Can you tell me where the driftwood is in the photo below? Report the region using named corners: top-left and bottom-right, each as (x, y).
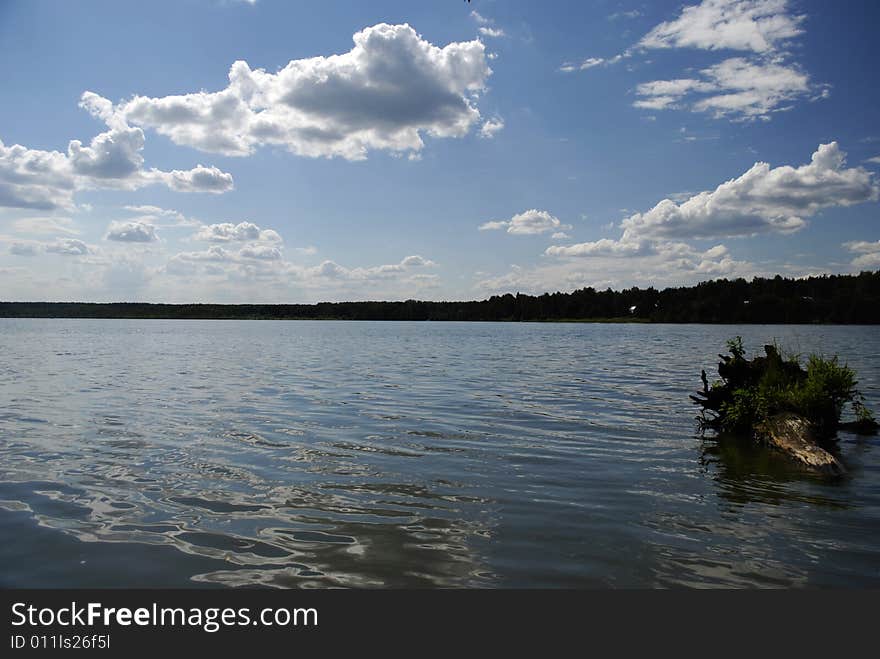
top-left (756, 412), bottom-right (846, 476)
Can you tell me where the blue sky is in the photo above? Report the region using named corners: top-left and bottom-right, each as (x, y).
top-left (1, 0), bottom-right (878, 303)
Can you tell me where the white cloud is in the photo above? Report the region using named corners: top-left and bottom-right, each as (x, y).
top-left (122, 205), bottom-right (198, 227)
top-left (7, 237), bottom-right (91, 256)
top-left (867, 156), bottom-right (880, 165)
top-left (0, 94), bottom-right (234, 211)
top-left (470, 11), bottom-right (490, 25)
top-left (479, 27), bottom-right (506, 38)
top-left (479, 117), bottom-right (505, 139)
top-left (193, 221), bottom-right (282, 243)
top-left (635, 57), bottom-right (812, 120)
top-left (566, 1), bottom-right (821, 121)
top-left (479, 241), bottom-right (756, 296)
top-left (844, 240), bottom-right (880, 269)
top-left (639, 0), bottom-right (805, 54)
top-left (159, 165), bottom-right (234, 193)
top-left (115, 24), bottom-right (491, 161)
top-left (10, 216), bottom-right (80, 236)
top-left (545, 238), bottom-right (654, 258)
top-left (559, 56), bottom-right (622, 73)
top-left (617, 143), bottom-right (877, 240)
top-left (534, 143), bottom-right (877, 295)
top-left (105, 220), bottom-right (158, 243)
top-left (239, 244), bottom-right (283, 260)
top-left (479, 209), bottom-right (573, 235)
top-left (609, 10), bottom-right (643, 21)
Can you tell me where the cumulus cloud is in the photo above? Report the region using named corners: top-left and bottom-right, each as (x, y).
top-left (0, 94), bottom-right (234, 211)
top-left (193, 221), bottom-right (282, 243)
top-left (105, 220), bottom-right (158, 243)
top-left (538, 143), bottom-right (877, 294)
top-left (115, 24), bottom-right (491, 161)
top-left (239, 244), bottom-right (283, 260)
top-left (638, 0), bottom-right (805, 53)
top-left (545, 238), bottom-right (654, 258)
top-left (479, 209), bottom-right (573, 235)
top-left (616, 143), bottom-right (877, 240)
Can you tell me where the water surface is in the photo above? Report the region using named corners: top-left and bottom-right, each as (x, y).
top-left (1, 320), bottom-right (878, 588)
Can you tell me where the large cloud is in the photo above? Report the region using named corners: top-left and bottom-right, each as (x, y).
top-left (540, 143), bottom-right (877, 290)
top-left (115, 24), bottom-right (491, 160)
top-left (618, 142), bottom-right (877, 241)
top-left (0, 93), bottom-right (234, 211)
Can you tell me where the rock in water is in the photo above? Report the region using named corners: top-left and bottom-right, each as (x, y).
top-left (756, 412), bottom-right (846, 476)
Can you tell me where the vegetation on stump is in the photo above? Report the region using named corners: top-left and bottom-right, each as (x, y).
top-left (691, 338), bottom-right (877, 475)
top-left (693, 337), bottom-right (876, 436)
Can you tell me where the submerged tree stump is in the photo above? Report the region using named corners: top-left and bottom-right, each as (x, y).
top-left (755, 412), bottom-right (846, 476)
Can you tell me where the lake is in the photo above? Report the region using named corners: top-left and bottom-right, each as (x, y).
top-left (1, 319), bottom-right (878, 588)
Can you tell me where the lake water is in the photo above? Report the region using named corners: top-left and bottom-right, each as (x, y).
top-left (1, 319), bottom-right (878, 588)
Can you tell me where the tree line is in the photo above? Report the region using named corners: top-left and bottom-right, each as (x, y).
top-left (1, 271), bottom-right (878, 323)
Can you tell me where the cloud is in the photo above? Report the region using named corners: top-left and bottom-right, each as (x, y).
top-left (844, 240), bottom-right (880, 269)
top-left (479, 209), bottom-right (573, 235)
top-left (618, 142), bottom-right (877, 241)
top-left (193, 221), bottom-right (282, 243)
top-left (479, 117), bottom-right (504, 139)
top-left (7, 237), bottom-right (91, 256)
top-left (536, 143), bottom-right (877, 295)
top-left (470, 11), bottom-right (490, 25)
top-left (105, 220), bottom-right (158, 243)
top-left (635, 57), bottom-right (813, 120)
top-left (115, 24), bottom-right (491, 161)
top-left (164, 250), bottom-right (437, 297)
top-left (0, 94), bottom-right (234, 211)
top-left (565, 1), bottom-right (821, 121)
top-left (239, 244), bottom-right (283, 260)
top-left (478, 27), bottom-right (506, 38)
top-left (159, 165), bottom-right (234, 193)
top-left (477, 242), bottom-right (755, 296)
top-left (545, 238), bottom-right (654, 258)
top-left (122, 205), bottom-right (198, 227)
top-left (638, 0), bottom-right (805, 53)
top-left (559, 55), bottom-right (626, 73)
top-left (609, 10), bottom-right (643, 21)
top-left (45, 238), bottom-right (91, 256)
top-left (10, 216), bottom-right (80, 236)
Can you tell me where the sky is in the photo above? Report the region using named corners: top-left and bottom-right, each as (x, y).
top-left (0, 0), bottom-right (878, 303)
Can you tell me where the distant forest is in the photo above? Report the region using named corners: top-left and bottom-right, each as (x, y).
top-left (2, 271), bottom-right (879, 323)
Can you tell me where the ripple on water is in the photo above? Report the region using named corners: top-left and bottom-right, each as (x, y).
top-left (0, 320), bottom-right (879, 588)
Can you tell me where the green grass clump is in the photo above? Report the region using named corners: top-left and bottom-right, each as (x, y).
top-left (693, 337), bottom-right (876, 436)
